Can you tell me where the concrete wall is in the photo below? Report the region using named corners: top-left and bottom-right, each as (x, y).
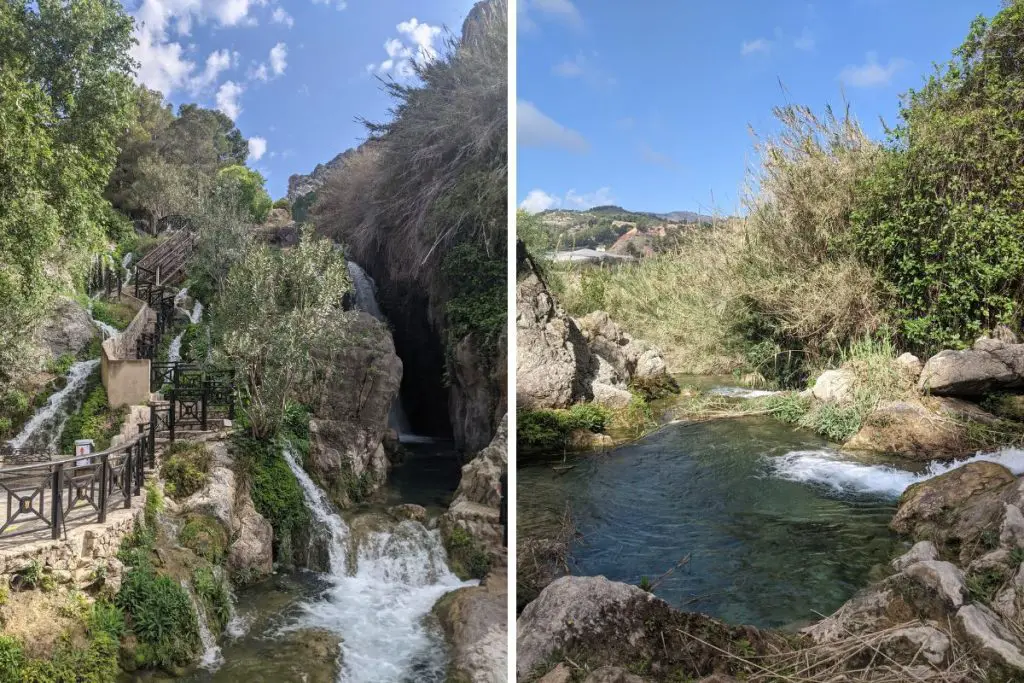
top-left (101, 303), bottom-right (153, 409)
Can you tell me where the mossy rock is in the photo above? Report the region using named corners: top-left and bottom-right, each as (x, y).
top-left (179, 514), bottom-right (229, 565)
top-left (444, 526), bottom-right (492, 581)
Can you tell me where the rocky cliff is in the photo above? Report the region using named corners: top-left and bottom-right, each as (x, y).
top-left (286, 149), bottom-right (354, 202)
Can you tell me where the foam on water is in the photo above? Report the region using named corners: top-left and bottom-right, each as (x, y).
top-left (167, 301), bottom-right (203, 363)
top-left (184, 580), bottom-right (224, 670)
top-left (769, 447), bottom-right (1024, 499)
top-left (708, 387), bottom-right (780, 399)
top-left (282, 445), bottom-right (471, 682)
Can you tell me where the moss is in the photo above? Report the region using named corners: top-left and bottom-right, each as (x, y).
top-left (115, 560), bottom-right (201, 671)
top-left (159, 442), bottom-right (211, 500)
top-left (179, 515), bottom-right (228, 565)
top-left (58, 371), bottom-right (127, 453)
top-left (45, 353), bottom-right (76, 377)
top-left (629, 374), bottom-right (681, 401)
top-left (444, 526), bottom-right (492, 580)
top-left (441, 242), bottom-right (506, 363)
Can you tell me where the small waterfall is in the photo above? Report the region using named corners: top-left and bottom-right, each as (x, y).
top-left (769, 447), bottom-right (1024, 499)
top-left (708, 386), bottom-right (779, 399)
top-left (87, 298), bottom-right (120, 339)
top-left (345, 261), bottom-right (414, 436)
top-left (8, 360), bottom-right (99, 452)
top-left (167, 301), bottom-right (203, 364)
top-left (121, 252), bottom-right (133, 284)
top-left (282, 445), bottom-right (471, 682)
top-left (183, 580), bottom-right (224, 670)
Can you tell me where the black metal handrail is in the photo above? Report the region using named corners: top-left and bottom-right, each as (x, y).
top-left (0, 426), bottom-right (151, 541)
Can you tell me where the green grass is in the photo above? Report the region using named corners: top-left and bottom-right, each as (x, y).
top-left (444, 525), bottom-right (492, 580)
top-left (91, 298), bottom-right (137, 331)
top-left (160, 441), bottom-right (211, 500)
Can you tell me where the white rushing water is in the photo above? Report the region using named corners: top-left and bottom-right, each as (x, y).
top-left (708, 386), bottom-right (780, 399)
top-left (345, 260), bottom-right (414, 436)
top-left (121, 252), bottom-right (133, 284)
top-left (167, 301), bottom-right (204, 364)
top-left (183, 580), bottom-right (224, 670)
top-left (282, 446), bottom-right (471, 682)
top-left (768, 447), bottom-right (1024, 499)
top-left (8, 360), bottom-right (100, 452)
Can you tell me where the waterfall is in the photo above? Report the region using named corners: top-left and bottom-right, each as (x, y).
top-left (282, 445), bottom-right (471, 682)
top-left (768, 447), bottom-right (1024, 499)
top-left (167, 301), bottom-right (204, 364)
top-left (183, 580), bottom-right (224, 670)
top-left (345, 261), bottom-right (414, 437)
top-left (8, 360), bottom-right (99, 452)
top-left (86, 298), bottom-right (120, 339)
top-left (121, 252), bottom-right (133, 284)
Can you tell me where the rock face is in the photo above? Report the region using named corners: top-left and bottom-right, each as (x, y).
top-left (434, 570), bottom-right (508, 683)
top-left (516, 251), bottom-right (676, 411)
top-left (918, 337), bottom-right (1024, 396)
top-left (307, 312), bottom-right (401, 508)
top-left (228, 494), bottom-right (274, 583)
top-left (450, 329), bottom-right (508, 455)
top-left (810, 369), bottom-right (855, 403)
top-left (517, 575), bottom-right (782, 682)
top-left (35, 297), bottom-right (98, 359)
top-left (287, 149), bottom-right (354, 201)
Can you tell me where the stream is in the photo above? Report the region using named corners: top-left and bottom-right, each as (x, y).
top-left (519, 384), bottom-right (1024, 629)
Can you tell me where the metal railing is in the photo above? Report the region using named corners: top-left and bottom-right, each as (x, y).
top-left (148, 363), bottom-right (236, 446)
top-left (0, 424), bottom-right (151, 541)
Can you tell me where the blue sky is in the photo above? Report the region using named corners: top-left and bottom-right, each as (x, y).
top-left (123, 0), bottom-right (477, 198)
top-left (517, 0), bottom-right (1002, 216)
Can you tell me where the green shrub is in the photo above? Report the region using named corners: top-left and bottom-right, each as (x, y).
top-left (87, 601), bottom-right (126, 641)
top-left (234, 436), bottom-right (309, 559)
top-left (804, 403), bottom-right (863, 443)
top-left (46, 353), bottom-right (75, 377)
top-left (272, 197), bottom-right (290, 211)
top-left (441, 242), bottom-right (506, 361)
top-left (160, 442), bottom-right (211, 500)
top-left (116, 562), bottom-right (201, 670)
top-left (90, 299), bottom-right (136, 330)
top-left (518, 403), bottom-right (613, 454)
top-left (59, 372), bottom-right (127, 453)
top-left (179, 515), bottom-right (228, 565)
top-left (0, 636), bottom-right (24, 681)
top-left (192, 566), bottom-right (232, 635)
top-left (444, 526), bottom-right (492, 580)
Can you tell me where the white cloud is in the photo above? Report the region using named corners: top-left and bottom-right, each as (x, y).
top-left (216, 80), bottom-right (244, 119)
top-left (740, 38), bottom-right (771, 56)
top-left (526, 0), bottom-right (584, 31)
top-left (520, 189), bottom-right (561, 214)
top-left (368, 18), bottom-right (443, 80)
top-left (794, 28), bottom-right (815, 51)
top-left (312, 0), bottom-right (347, 9)
top-left (252, 63), bottom-right (269, 81)
top-left (518, 100), bottom-right (589, 153)
top-left (271, 6), bottom-right (293, 27)
top-left (519, 187), bottom-right (615, 214)
top-left (269, 42), bottom-right (288, 76)
top-left (248, 136), bottom-right (267, 161)
top-left (839, 52), bottom-right (908, 87)
top-left (130, 0), bottom-right (258, 95)
top-left (552, 56), bottom-right (584, 78)
top-left (188, 48), bottom-right (236, 94)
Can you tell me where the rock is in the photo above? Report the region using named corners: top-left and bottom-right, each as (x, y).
top-left (517, 576), bottom-right (782, 681)
top-left (516, 264), bottom-right (596, 410)
top-left (567, 429), bottom-right (614, 451)
top-left (35, 297), bottom-right (98, 359)
top-left (891, 461), bottom-right (1016, 562)
top-left (591, 382), bottom-right (633, 409)
top-left (442, 416), bottom-right (507, 558)
top-left (1002, 504), bottom-right (1024, 550)
top-left (433, 570), bottom-right (507, 683)
top-left (180, 466), bottom-right (236, 531)
top-left (891, 541), bottom-right (939, 571)
top-left (576, 311), bottom-right (672, 386)
top-left (843, 398), bottom-right (997, 460)
top-left (993, 564), bottom-right (1024, 621)
top-left (308, 420), bottom-right (390, 509)
top-left (803, 582), bottom-right (904, 642)
top-left (903, 561), bottom-right (967, 609)
top-left (388, 504), bottom-right (427, 523)
top-left (228, 496), bottom-right (273, 585)
top-left (956, 603), bottom-right (1024, 671)
top-left (811, 369), bottom-right (855, 403)
top-left (287, 149), bottom-right (354, 201)
top-left (994, 325), bottom-right (1020, 344)
top-left (895, 352), bottom-right (924, 379)
top-left (876, 625), bottom-right (950, 666)
top-left (918, 339), bottom-right (1024, 397)
top-left (583, 668), bottom-right (647, 683)
top-left (449, 326), bottom-right (507, 453)
top-left (537, 664), bottom-right (572, 683)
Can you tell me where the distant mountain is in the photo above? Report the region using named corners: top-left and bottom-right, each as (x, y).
top-left (286, 148), bottom-right (355, 201)
top-left (658, 210), bottom-right (715, 223)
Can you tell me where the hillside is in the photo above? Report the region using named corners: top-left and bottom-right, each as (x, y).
top-left (533, 205), bottom-right (718, 255)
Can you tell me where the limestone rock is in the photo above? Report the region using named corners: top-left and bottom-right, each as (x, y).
top-left (918, 339), bottom-right (1024, 397)
top-left (433, 570), bottom-right (508, 683)
top-left (388, 504), bottom-right (427, 523)
top-left (876, 625), bottom-right (950, 666)
top-left (228, 496), bottom-right (273, 585)
top-left (308, 419), bottom-right (390, 509)
top-left (449, 326), bottom-right (507, 453)
top-left (537, 664), bottom-right (572, 683)
top-left (180, 466), bottom-right (236, 532)
top-left (993, 564), bottom-right (1024, 621)
top-left (811, 369), bottom-right (855, 403)
top-left (904, 561), bottom-right (967, 609)
top-left (956, 603), bottom-right (1024, 671)
top-left (891, 541), bottom-right (938, 572)
top-left (35, 297), bottom-right (98, 359)
top-left (591, 382), bottom-right (633, 409)
top-left (576, 311), bottom-right (672, 386)
top-left (843, 398), bottom-right (997, 460)
top-left (1001, 504), bottom-right (1024, 550)
top-left (895, 352), bottom-right (924, 379)
top-left (443, 416), bottom-right (507, 558)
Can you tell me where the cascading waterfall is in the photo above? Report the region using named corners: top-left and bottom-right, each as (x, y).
top-left (282, 446), bottom-right (471, 682)
top-left (121, 252), bottom-right (133, 284)
top-left (7, 360), bottom-right (99, 452)
top-left (768, 447), bottom-right (1024, 498)
top-left (183, 580), bottom-right (225, 670)
top-left (168, 300), bottom-right (204, 364)
top-left (345, 261), bottom-right (415, 437)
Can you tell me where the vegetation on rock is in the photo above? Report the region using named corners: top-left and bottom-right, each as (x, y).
top-left (58, 371), bottom-right (127, 453)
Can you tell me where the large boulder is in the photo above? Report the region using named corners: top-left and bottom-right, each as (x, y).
top-left (517, 576), bottom-right (782, 682)
top-left (575, 311), bottom-right (671, 385)
top-left (306, 311), bottom-right (401, 508)
top-left (35, 297), bottom-right (98, 359)
top-left (433, 570), bottom-right (508, 683)
top-left (811, 369), bottom-right (856, 403)
top-left (918, 338), bottom-right (1024, 397)
top-left (516, 262), bottom-right (595, 410)
top-left (228, 495), bottom-right (274, 584)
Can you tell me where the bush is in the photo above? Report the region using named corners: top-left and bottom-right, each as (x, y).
top-left (179, 515), bottom-right (228, 565)
top-left (46, 353), bottom-right (75, 377)
top-left (441, 242), bottom-right (506, 360)
top-left (518, 403), bottom-right (612, 454)
top-left (234, 436), bottom-right (310, 559)
top-left (160, 442), bottom-right (211, 500)
top-left (192, 566), bottom-right (232, 635)
top-left (59, 371), bottom-right (127, 453)
top-left (116, 561), bottom-right (201, 670)
top-left (444, 526), bottom-right (492, 580)
top-left (851, 4), bottom-right (1024, 352)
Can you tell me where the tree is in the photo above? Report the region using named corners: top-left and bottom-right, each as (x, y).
top-left (164, 105), bottom-right (248, 173)
top-left (212, 232), bottom-right (354, 439)
top-left (106, 87), bottom-right (176, 216)
top-left (216, 165), bottom-right (273, 223)
top-left (126, 156), bottom-right (196, 235)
